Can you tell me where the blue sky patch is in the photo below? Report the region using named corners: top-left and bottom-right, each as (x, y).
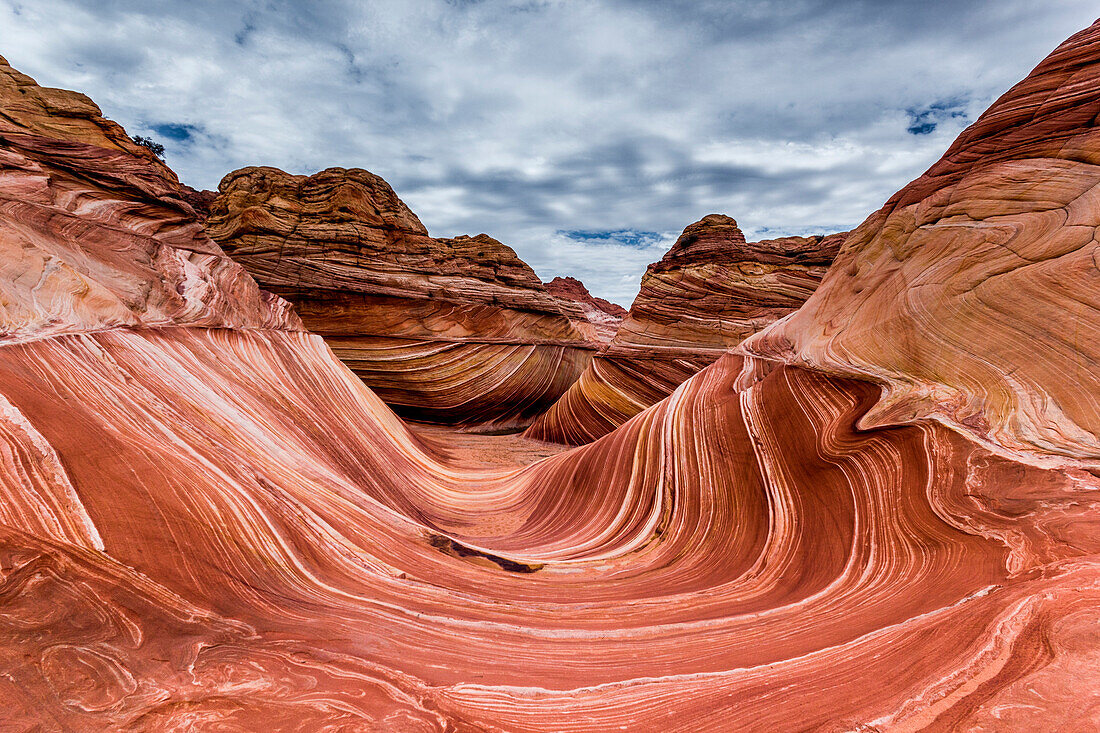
top-left (906, 98), bottom-right (970, 136)
top-left (559, 229), bottom-right (667, 248)
top-left (151, 122), bottom-right (202, 143)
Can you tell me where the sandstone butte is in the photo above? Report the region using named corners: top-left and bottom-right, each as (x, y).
top-left (526, 214), bottom-right (844, 444)
top-left (543, 275), bottom-right (626, 345)
top-left (1, 15), bottom-right (1100, 732)
top-left (203, 166), bottom-right (599, 431)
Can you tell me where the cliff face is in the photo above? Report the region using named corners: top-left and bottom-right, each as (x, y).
top-left (2, 20), bottom-right (1100, 732)
top-left (204, 165), bottom-right (594, 430)
top-left (526, 214), bottom-right (843, 444)
top-left (0, 57), bottom-right (299, 341)
top-left (743, 19), bottom-right (1100, 464)
top-left (544, 275), bottom-right (626, 345)
top-left (1, 54), bottom-right (172, 162)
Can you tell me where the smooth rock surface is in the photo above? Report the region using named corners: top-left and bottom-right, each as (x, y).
top-left (2, 23), bottom-right (1100, 732)
top-left (205, 166), bottom-right (595, 430)
top-left (526, 215), bottom-right (842, 444)
top-left (744, 19), bottom-right (1100, 464)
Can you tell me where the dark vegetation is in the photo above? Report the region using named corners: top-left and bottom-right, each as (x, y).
top-left (131, 135), bottom-right (165, 157)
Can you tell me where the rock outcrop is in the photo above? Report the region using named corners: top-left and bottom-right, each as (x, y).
top-left (0, 56), bottom-right (300, 343)
top-left (743, 17), bottom-right (1100, 464)
top-left (3, 19), bottom-right (1100, 732)
top-left (526, 214), bottom-right (843, 444)
top-left (204, 166), bottom-right (595, 430)
top-left (544, 275), bottom-right (626, 345)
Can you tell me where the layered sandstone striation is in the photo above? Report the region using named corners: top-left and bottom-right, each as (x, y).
top-left (744, 20), bottom-right (1100, 464)
top-left (2, 20), bottom-right (1100, 732)
top-left (526, 214), bottom-right (843, 444)
top-left (544, 275), bottom-right (626, 345)
top-left (6, 328), bottom-right (1098, 731)
top-left (0, 56), bottom-right (300, 343)
top-left (204, 166), bottom-right (594, 429)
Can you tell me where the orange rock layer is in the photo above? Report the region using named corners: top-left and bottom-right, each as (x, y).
top-left (204, 166), bottom-right (595, 429)
top-left (526, 215), bottom-right (842, 444)
top-left (2, 21), bottom-right (1100, 732)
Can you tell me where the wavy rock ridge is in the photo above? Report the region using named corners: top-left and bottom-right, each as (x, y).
top-left (0, 60), bottom-right (300, 347)
top-left (527, 214), bottom-right (842, 444)
top-left (205, 166), bottom-right (595, 430)
top-left (6, 330), bottom-right (1098, 730)
top-left (744, 20), bottom-right (1100, 464)
top-left (2, 19), bottom-right (1100, 732)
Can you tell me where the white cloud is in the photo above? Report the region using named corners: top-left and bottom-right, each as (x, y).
top-left (529, 230), bottom-right (678, 308)
top-left (0, 0), bottom-right (1096, 302)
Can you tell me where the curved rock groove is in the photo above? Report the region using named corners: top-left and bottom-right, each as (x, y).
top-left (2, 330), bottom-right (1097, 730)
top-left (1, 20), bottom-right (1100, 732)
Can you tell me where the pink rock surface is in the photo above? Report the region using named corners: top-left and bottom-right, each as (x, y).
top-left (1, 22), bottom-right (1099, 732)
top-left (0, 57), bottom-right (300, 342)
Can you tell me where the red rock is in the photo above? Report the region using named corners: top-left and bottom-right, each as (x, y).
top-left (0, 56), bottom-right (300, 341)
top-left (2, 330), bottom-right (1095, 730)
top-left (526, 215), bottom-right (843, 444)
top-left (743, 17), bottom-right (1100, 464)
top-left (1, 23), bottom-right (1100, 732)
top-left (544, 275), bottom-right (626, 345)
top-left (204, 166), bottom-right (595, 430)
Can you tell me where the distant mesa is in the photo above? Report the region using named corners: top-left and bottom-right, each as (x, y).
top-left (544, 275), bottom-right (627, 345)
top-left (204, 165), bottom-right (599, 430)
top-left (526, 213), bottom-right (844, 444)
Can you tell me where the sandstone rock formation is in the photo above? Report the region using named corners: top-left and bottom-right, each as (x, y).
top-left (0, 56), bottom-right (300, 343)
top-left (526, 214), bottom-right (843, 444)
top-left (204, 166), bottom-right (595, 430)
top-left (3, 19), bottom-right (1100, 732)
top-left (744, 22), bottom-right (1100, 465)
top-left (544, 275), bottom-right (626, 345)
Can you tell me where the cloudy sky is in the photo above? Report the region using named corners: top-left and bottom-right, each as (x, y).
top-left (1, 1), bottom-right (1096, 305)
